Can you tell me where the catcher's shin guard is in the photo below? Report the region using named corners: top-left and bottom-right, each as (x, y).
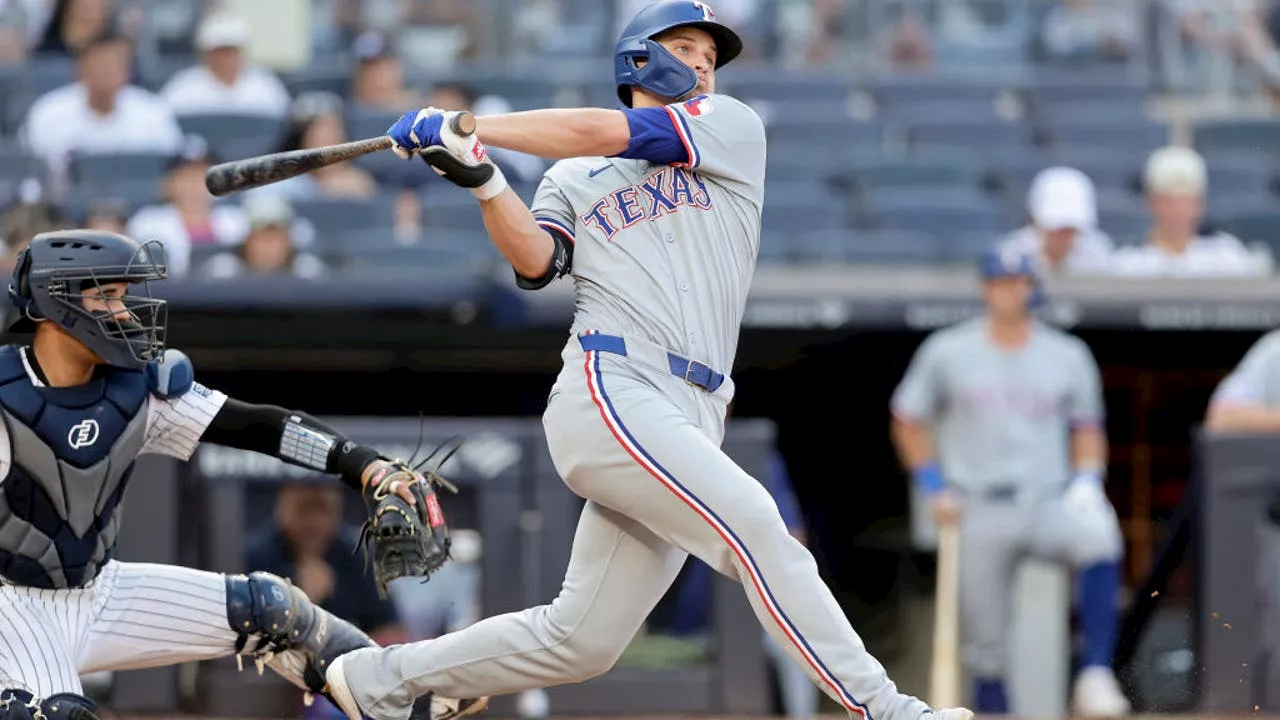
top-left (225, 571), bottom-right (375, 706)
top-left (0, 691), bottom-right (98, 720)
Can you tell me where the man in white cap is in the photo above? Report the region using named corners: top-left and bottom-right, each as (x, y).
top-left (997, 167), bottom-right (1115, 276)
top-left (160, 11), bottom-right (291, 117)
top-left (1111, 146), bottom-right (1270, 277)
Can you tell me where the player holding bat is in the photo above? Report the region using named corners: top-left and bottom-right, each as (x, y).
top-left (890, 248), bottom-right (1130, 717)
top-left (321, 4), bottom-right (976, 720)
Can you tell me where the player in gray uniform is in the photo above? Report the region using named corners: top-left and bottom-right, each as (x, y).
top-left (890, 248), bottom-right (1130, 717)
top-left (322, 4), bottom-right (975, 720)
top-left (1205, 329), bottom-right (1280, 431)
top-left (0, 229), bottom-right (478, 720)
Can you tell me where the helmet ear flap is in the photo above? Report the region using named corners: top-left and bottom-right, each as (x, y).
top-left (10, 248), bottom-right (42, 321)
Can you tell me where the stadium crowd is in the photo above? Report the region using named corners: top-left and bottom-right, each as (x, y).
top-left (1, 0), bottom-right (1280, 281)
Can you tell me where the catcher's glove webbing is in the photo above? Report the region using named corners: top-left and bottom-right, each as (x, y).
top-left (356, 438), bottom-right (461, 598)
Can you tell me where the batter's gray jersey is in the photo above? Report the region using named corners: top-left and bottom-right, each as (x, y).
top-left (530, 93), bottom-right (766, 375)
top-left (891, 317), bottom-right (1104, 492)
top-left (1211, 329), bottom-right (1280, 408)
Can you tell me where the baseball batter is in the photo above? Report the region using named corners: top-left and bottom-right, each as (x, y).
top-left (323, 4), bottom-right (974, 720)
top-left (0, 229), bottom-right (479, 720)
top-left (889, 248), bottom-right (1130, 717)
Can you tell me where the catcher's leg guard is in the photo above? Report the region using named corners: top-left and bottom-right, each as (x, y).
top-left (0, 691), bottom-right (98, 720)
top-left (225, 571), bottom-right (374, 703)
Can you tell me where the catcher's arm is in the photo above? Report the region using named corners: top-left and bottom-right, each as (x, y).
top-left (201, 399), bottom-right (457, 597)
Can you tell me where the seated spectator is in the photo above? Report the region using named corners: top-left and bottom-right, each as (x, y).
top-left (32, 0), bottom-right (114, 57)
top-left (1111, 146), bottom-right (1271, 277)
top-left (160, 11), bottom-right (291, 118)
top-left (425, 83), bottom-right (546, 184)
top-left (82, 196), bottom-right (128, 234)
top-left (349, 30), bottom-right (422, 111)
top-left (0, 192), bottom-right (68, 331)
top-left (125, 134), bottom-right (248, 278)
top-left (21, 33), bottom-right (183, 187)
top-left (1205, 327), bottom-right (1280, 432)
top-left (198, 194), bottom-right (327, 279)
top-left (0, 0), bottom-right (55, 56)
top-left (247, 92), bottom-right (377, 202)
top-left (1040, 0), bottom-right (1138, 62)
top-left (244, 480), bottom-right (404, 720)
top-left (998, 167), bottom-right (1115, 276)
top-left (1166, 0), bottom-right (1280, 98)
top-left (245, 481), bottom-right (402, 639)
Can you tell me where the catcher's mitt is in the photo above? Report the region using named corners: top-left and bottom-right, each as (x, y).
top-left (356, 440), bottom-right (460, 599)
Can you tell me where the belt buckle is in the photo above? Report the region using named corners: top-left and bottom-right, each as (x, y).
top-left (683, 359), bottom-right (707, 389)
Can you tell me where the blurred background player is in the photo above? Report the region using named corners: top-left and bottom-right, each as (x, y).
top-left (890, 248), bottom-right (1130, 717)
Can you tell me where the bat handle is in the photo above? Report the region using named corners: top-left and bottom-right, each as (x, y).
top-left (449, 111), bottom-right (477, 137)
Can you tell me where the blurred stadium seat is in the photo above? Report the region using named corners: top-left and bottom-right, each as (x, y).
top-left (69, 152), bottom-right (171, 186)
top-left (176, 114), bottom-right (287, 160)
top-left (292, 196), bottom-right (397, 239)
top-left (794, 228), bottom-right (943, 265)
top-left (1194, 119), bottom-right (1280, 157)
top-left (866, 187), bottom-right (1008, 236)
top-left (851, 157), bottom-right (987, 194)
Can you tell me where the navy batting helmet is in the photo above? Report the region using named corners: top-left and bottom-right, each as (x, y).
top-left (9, 229), bottom-right (168, 369)
top-left (978, 246), bottom-right (1044, 308)
top-left (614, 1), bottom-right (743, 108)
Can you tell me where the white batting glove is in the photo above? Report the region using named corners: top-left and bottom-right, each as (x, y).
top-left (1063, 471), bottom-right (1108, 517)
top-left (432, 111), bottom-right (509, 201)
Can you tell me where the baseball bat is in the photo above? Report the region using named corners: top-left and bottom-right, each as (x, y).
top-left (203, 112), bottom-right (478, 197)
top-left (929, 520), bottom-right (962, 709)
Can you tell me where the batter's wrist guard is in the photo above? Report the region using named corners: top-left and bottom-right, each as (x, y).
top-left (913, 463), bottom-right (945, 495)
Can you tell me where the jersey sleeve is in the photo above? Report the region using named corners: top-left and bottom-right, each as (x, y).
top-left (1067, 339), bottom-right (1105, 428)
top-left (530, 173), bottom-right (576, 247)
top-left (615, 93), bottom-right (766, 193)
top-left (891, 334), bottom-right (947, 423)
top-left (1212, 331), bottom-right (1280, 407)
top-left (141, 381), bottom-right (229, 461)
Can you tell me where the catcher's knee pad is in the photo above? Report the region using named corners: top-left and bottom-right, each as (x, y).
top-left (1, 691), bottom-right (98, 720)
top-left (225, 571), bottom-right (375, 691)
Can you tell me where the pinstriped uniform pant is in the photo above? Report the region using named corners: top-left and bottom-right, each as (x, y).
top-left (0, 561), bottom-right (236, 697)
top-left (342, 336), bottom-right (933, 720)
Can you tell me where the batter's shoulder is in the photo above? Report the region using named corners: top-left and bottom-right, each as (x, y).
top-left (921, 319), bottom-right (981, 356)
top-left (543, 157), bottom-right (602, 183)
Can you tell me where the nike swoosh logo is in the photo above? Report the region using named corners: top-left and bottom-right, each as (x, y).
top-left (588, 165), bottom-right (611, 177)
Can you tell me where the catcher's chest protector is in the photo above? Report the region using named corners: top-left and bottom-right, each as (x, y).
top-left (0, 346), bottom-right (149, 589)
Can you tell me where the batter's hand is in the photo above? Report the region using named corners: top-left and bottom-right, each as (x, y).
top-left (419, 111), bottom-right (509, 201)
top-left (387, 107), bottom-right (446, 160)
top-left (930, 490), bottom-right (963, 526)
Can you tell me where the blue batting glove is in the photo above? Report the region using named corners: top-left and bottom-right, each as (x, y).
top-left (387, 108), bottom-right (445, 160)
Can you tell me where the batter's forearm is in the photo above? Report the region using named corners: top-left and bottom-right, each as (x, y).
top-left (1071, 425), bottom-right (1107, 474)
top-left (475, 109), bottom-right (629, 159)
top-left (478, 189), bottom-right (557, 279)
top-left (1205, 403), bottom-right (1280, 432)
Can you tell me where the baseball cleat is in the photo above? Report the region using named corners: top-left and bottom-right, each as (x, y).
top-left (1071, 666), bottom-right (1131, 717)
top-left (430, 695), bottom-right (489, 720)
top-left (324, 651), bottom-right (369, 720)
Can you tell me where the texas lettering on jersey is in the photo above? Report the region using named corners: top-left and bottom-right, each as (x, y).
top-left (580, 165), bottom-right (713, 241)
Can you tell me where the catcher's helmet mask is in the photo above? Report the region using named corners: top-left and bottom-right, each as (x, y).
top-left (614, 1), bottom-right (744, 107)
top-left (9, 230), bottom-right (169, 370)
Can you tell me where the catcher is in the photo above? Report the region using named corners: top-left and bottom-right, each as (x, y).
top-left (0, 229), bottom-right (482, 720)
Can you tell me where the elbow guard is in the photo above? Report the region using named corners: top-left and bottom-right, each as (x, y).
top-left (515, 231), bottom-right (573, 291)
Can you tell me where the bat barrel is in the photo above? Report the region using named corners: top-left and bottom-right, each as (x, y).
top-left (204, 136), bottom-right (394, 197)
